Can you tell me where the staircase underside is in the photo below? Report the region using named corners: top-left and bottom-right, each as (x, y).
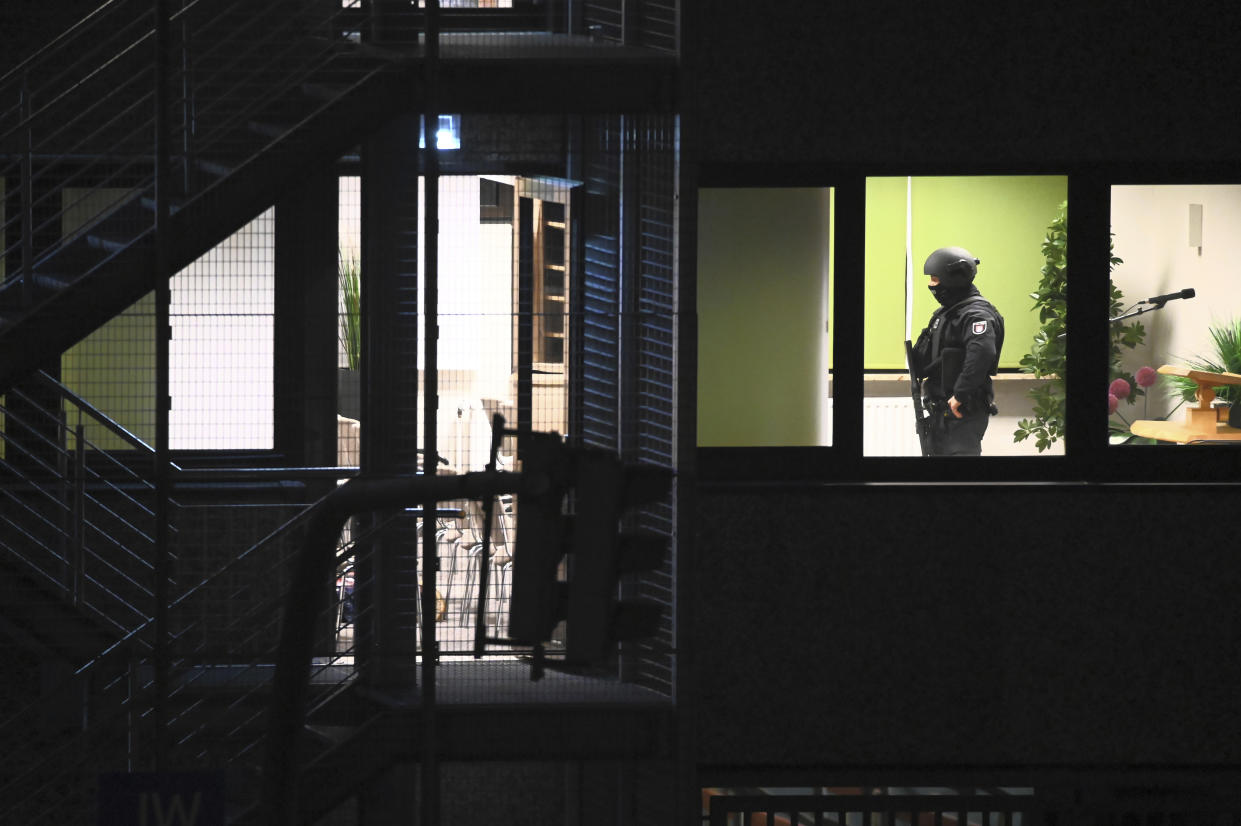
top-left (0, 36), bottom-right (676, 394)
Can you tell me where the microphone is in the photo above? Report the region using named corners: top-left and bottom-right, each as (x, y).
top-left (1141, 287), bottom-right (1196, 305)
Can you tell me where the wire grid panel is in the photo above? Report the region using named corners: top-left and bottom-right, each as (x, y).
top-left (56, 202), bottom-right (276, 451)
top-left (330, 496), bottom-right (520, 660)
top-left (339, 175), bottom-right (361, 373)
top-left (59, 188), bottom-right (159, 449)
top-left (413, 494), bottom-right (518, 656)
top-left (169, 208), bottom-right (275, 450)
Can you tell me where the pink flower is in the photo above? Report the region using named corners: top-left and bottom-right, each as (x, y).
top-left (1109, 377), bottom-right (1131, 400)
top-left (1135, 366), bottom-right (1158, 388)
top-left (1108, 393), bottom-right (1119, 415)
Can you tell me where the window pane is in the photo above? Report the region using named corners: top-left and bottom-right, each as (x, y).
top-left (1110, 184), bottom-right (1241, 445)
top-left (864, 175), bottom-right (1067, 457)
top-left (697, 187), bottom-right (834, 447)
top-left (169, 209), bottom-right (275, 450)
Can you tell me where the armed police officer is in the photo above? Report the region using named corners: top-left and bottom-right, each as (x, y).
top-left (910, 246), bottom-right (1005, 456)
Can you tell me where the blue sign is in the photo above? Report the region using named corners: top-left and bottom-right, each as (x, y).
top-left (98, 772), bottom-right (226, 826)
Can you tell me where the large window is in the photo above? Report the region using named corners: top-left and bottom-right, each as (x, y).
top-left (696, 169), bottom-right (1241, 482)
top-left (1108, 184), bottom-right (1241, 446)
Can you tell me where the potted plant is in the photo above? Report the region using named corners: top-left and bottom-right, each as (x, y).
top-left (1163, 317), bottom-right (1241, 426)
top-left (1013, 201), bottom-right (1146, 451)
top-left (338, 251), bottom-right (362, 420)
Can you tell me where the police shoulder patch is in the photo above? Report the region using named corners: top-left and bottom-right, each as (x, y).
top-left (971, 320), bottom-right (988, 335)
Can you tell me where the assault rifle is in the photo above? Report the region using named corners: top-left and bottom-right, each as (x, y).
top-left (904, 339), bottom-right (930, 456)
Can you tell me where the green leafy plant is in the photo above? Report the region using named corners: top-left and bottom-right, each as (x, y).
top-left (1013, 201), bottom-right (1145, 451)
top-left (1164, 317), bottom-right (1241, 405)
top-left (339, 252), bottom-right (361, 371)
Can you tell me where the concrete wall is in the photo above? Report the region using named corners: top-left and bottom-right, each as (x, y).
top-left (694, 484), bottom-right (1241, 767)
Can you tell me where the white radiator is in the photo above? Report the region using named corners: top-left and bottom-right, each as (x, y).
top-left (863, 396), bottom-right (922, 456)
top-left (827, 397), bottom-right (923, 456)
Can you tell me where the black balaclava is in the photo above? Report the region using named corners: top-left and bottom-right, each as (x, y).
top-left (930, 282), bottom-right (980, 307)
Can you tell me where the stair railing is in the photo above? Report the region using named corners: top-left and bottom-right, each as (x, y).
top-left (0, 370), bottom-right (160, 639)
top-left (0, 476), bottom-right (363, 824)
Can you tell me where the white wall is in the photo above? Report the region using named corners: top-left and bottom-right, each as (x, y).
top-left (420, 177), bottom-right (516, 472)
top-left (1111, 185), bottom-right (1241, 419)
top-left (422, 176), bottom-right (513, 394)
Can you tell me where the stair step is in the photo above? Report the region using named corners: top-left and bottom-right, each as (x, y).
top-left (139, 196), bottom-right (183, 214)
top-left (85, 235), bottom-right (128, 254)
top-left (304, 723), bottom-right (357, 749)
top-left (301, 81), bottom-right (349, 102)
top-left (32, 272), bottom-right (74, 290)
top-left (0, 274), bottom-right (45, 309)
top-left (193, 158), bottom-right (233, 178)
top-left (248, 119), bottom-right (290, 140)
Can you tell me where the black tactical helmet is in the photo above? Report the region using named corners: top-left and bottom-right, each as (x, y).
top-left (924, 246), bottom-right (980, 287)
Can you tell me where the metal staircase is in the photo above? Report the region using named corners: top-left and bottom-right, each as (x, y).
top-left (0, 0), bottom-right (415, 803)
top-left (0, 473), bottom-right (387, 825)
top-left (0, 2), bottom-right (682, 822)
top-left (0, 0), bottom-right (413, 394)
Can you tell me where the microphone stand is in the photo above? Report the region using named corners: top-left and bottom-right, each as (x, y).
top-left (1055, 301), bottom-right (1169, 339)
top-left (1109, 301), bottom-right (1170, 324)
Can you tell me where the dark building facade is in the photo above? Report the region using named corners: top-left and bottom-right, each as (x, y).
top-left (2, 1), bottom-right (1241, 824)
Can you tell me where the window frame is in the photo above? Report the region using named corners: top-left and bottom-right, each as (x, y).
top-left (694, 163), bottom-right (1241, 485)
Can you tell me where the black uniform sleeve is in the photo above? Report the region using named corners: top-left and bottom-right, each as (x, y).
top-left (951, 307), bottom-right (999, 399)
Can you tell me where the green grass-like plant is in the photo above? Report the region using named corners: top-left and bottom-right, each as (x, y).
top-left (1165, 317), bottom-right (1241, 405)
top-left (339, 252), bottom-right (361, 371)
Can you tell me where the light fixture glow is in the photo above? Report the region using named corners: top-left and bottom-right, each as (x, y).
top-left (418, 114), bottom-right (461, 150)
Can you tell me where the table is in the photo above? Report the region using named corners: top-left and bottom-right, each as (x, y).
top-left (1129, 364), bottom-right (1241, 443)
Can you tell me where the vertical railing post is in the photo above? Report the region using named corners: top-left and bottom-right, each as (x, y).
top-left (421, 5), bottom-right (441, 826)
top-left (72, 423), bottom-right (86, 608)
top-left (473, 415), bottom-right (505, 657)
top-left (621, 0), bottom-right (638, 46)
top-left (126, 645), bottom-right (139, 773)
top-left (20, 72), bottom-right (34, 309)
top-left (57, 401), bottom-right (71, 588)
top-left (153, 0), bottom-right (173, 772)
top-left (179, 6), bottom-right (194, 194)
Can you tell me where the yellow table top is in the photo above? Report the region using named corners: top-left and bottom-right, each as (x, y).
top-left (1130, 419), bottom-right (1241, 443)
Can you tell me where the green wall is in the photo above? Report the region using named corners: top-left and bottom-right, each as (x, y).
top-left (61, 294), bottom-right (157, 449)
top-left (698, 188), bottom-right (832, 447)
top-left (865, 175), bottom-right (1068, 370)
top-left (61, 189), bottom-right (156, 449)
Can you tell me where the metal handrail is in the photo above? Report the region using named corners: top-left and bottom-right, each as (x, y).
top-left (28, 369), bottom-right (157, 455)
